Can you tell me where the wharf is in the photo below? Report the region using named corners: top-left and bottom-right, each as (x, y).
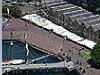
top-left (3, 17), bottom-right (80, 58)
top-left (2, 17), bottom-right (80, 74)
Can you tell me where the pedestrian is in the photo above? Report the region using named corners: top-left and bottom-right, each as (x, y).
top-left (82, 68), bottom-right (86, 75)
top-left (64, 53), bottom-right (67, 56)
top-left (87, 65), bottom-right (90, 68)
top-left (79, 66), bottom-right (82, 70)
top-left (76, 60), bottom-right (79, 65)
top-left (72, 52), bottom-right (73, 55)
top-left (69, 56), bottom-right (71, 61)
top-left (78, 52), bottom-right (81, 56)
top-left (83, 68), bottom-right (86, 73)
top-left (79, 61), bottom-right (82, 66)
top-left (66, 55), bottom-right (69, 60)
top-left (69, 49), bottom-right (72, 51)
top-left (45, 63), bottom-right (47, 66)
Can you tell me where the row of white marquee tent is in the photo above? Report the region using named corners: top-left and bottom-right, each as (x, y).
top-left (22, 14), bottom-right (96, 49)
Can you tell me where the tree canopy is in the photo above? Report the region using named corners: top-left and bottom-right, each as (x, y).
top-left (95, 8), bottom-right (100, 14)
top-left (65, 0), bottom-right (100, 14)
top-left (2, 4), bottom-right (22, 18)
top-left (90, 43), bottom-right (100, 65)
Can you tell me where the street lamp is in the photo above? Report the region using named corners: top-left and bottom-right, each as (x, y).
top-left (23, 2), bottom-right (30, 64)
top-left (58, 36), bottom-right (67, 55)
top-left (44, 0), bottom-right (46, 8)
top-left (24, 23), bottom-right (30, 64)
top-left (8, 32), bottom-right (13, 61)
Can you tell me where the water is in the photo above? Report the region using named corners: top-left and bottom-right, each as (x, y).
top-left (2, 40), bottom-right (59, 63)
top-left (2, 40), bottom-right (80, 75)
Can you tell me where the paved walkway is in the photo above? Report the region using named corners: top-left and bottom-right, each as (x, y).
top-left (2, 61), bottom-right (76, 74)
top-left (64, 47), bottom-right (100, 75)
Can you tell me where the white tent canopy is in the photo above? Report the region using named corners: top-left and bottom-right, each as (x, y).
top-left (22, 14), bottom-right (96, 49)
top-left (78, 39), bottom-right (96, 49)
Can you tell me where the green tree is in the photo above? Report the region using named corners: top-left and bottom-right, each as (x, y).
top-left (2, 5), bottom-right (8, 13)
top-left (2, 5), bottom-right (22, 18)
top-left (90, 43), bottom-right (100, 65)
top-left (95, 8), bottom-right (100, 14)
top-left (10, 5), bottom-right (22, 17)
top-left (96, 0), bottom-right (100, 6)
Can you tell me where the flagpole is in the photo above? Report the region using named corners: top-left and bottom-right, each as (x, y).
top-left (24, 1), bottom-right (30, 63)
top-left (7, 8), bottom-right (9, 23)
top-left (7, 8), bottom-right (14, 61)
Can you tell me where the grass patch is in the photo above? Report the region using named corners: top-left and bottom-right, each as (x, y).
top-left (81, 50), bottom-right (91, 61)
